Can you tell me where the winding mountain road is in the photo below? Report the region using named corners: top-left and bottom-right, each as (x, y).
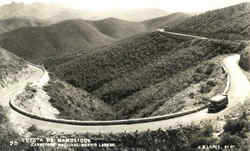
top-left (4, 54), bottom-right (250, 134)
top-left (2, 29), bottom-right (250, 134)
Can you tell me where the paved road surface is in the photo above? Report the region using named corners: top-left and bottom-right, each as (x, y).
top-left (157, 29), bottom-right (208, 40)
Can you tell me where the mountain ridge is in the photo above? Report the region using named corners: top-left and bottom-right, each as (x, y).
top-left (0, 13), bottom-right (190, 62)
top-left (0, 2), bottom-right (169, 22)
top-left (170, 2), bottom-right (250, 40)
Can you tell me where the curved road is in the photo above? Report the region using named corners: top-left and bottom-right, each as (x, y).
top-left (4, 54), bottom-right (250, 134)
top-left (157, 29), bottom-right (208, 40)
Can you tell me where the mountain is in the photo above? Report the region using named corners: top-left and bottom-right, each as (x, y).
top-left (90, 18), bottom-right (147, 39)
top-left (0, 16), bottom-right (176, 62)
top-left (0, 2), bottom-right (169, 22)
top-left (143, 12), bottom-right (191, 31)
top-left (170, 2), bottom-right (250, 40)
top-left (0, 19), bottom-right (145, 62)
top-left (45, 8), bottom-right (109, 23)
top-left (51, 31), bottom-right (244, 119)
top-left (0, 17), bottom-right (48, 34)
top-left (0, 2), bottom-right (64, 20)
top-left (48, 8), bottom-right (169, 22)
top-left (93, 8), bottom-right (169, 22)
top-left (0, 12), bottom-right (195, 63)
top-left (0, 20), bottom-right (115, 62)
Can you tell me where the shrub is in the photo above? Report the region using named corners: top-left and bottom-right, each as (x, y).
top-left (223, 119), bottom-right (248, 135)
top-left (190, 136), bottom-right (215, 148)
top-left (201, 124), bottom-right (213, 137)
top-left (25, 82), bottom-right (37, 93)
top-left (219, 133), bottom-right (241, 148)
top-left (0, 106), bottom-right (8, 124)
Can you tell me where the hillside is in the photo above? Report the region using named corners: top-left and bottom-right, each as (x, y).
top-left (90, 18), bottom-right (147, 39)
top-left (0, 20), bottom-right (115, 62)
top-left (170, 2), bottom-right (250, 40)
top-left (0, 17), bottom-right (48, 34)
top-left (29, 14), bottom-right (195, 65)
top-left (43, 77), bottom-right (114, 121)
top-left (0, 12), bottom-right (195, 63)
top-left (143, 12), bottom-right (191, 31)
top-left (0, 47), bottom-right (28, 88)
top-left (0, 18), bottom-right (152, 62)
top-left (51, 31), bottom-right (245, 119)
top-left (240, 42), bottom-right (250, 71)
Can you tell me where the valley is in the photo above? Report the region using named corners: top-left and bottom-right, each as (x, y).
top-left (0, 1), bottom-right (250, 151)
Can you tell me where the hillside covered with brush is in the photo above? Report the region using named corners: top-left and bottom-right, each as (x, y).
top-left (0, 47), bottom-right (28, 88)
top-left (0, 12), bottom-right (195, 63)
top-left (240, 42), bottom-right (250, 71)
top-left (0, 19), bottom-right (116, 61)
top-left (51, 31), bottom-right (245, 119)
top-left (170, 2), bottom-right (250, 40)
top-left (0, 18), bottom-right (150, 62)
top-left (43, 77), bottom-right (114, 121)
top-left (90, 18), bottom-right (147, 39)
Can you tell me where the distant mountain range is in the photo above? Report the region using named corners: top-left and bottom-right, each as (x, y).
top-left (0, 2), bottom-right (169, 22)
top-left (0, 2), bottom-right (63, 20)
top-left (0, 19), bottom-right (114, 61)
top-left (0, 13), bottom-right (189, 62)
top-left (0, 2), bottom-right (248, 66)
top-left (0, 17), bottom-right (48, 34)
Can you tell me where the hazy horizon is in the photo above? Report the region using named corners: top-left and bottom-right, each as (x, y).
top-left (0, 0), bottom-right (249, 13)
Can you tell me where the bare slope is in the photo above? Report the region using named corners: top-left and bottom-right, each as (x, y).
top-left (170, 2), bottom-right (250, 40)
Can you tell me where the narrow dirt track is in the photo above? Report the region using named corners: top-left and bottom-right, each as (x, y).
top-left (5, 54), bottom-right (250, 134)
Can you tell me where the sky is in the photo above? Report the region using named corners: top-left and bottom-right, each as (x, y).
top-left (0, 0), bottom-right (249, 12)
